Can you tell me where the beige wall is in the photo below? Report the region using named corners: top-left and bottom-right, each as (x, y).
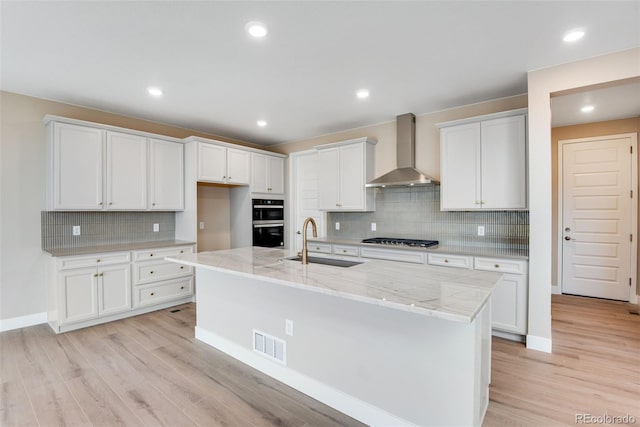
top-left (271, 95), bottom-right (528, 180)
top-left (0, 91), bottom-right (259, 322)
top-left (551, 117), bottom-right (640, 290)
top-left (197, 184), bottom-right (231, 252)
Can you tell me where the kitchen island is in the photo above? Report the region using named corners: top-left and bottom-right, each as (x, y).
top-left (166, 247), bottom-right (502, 427)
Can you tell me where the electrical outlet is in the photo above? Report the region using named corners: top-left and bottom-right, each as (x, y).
top-left (72, 225), bottom-right (81, 236)
top-left (335, 222), bottom-right (340, 231)
top-left (477, 225), bottom-right (485, 236)
top-left (285, 319), bottom-right (293, 336)
top-left (371, 222), bottom-right (377, 231)
top-left (199, 221), bottom-right (205, 230)
top-left (153, 223), bottom-right (159, 232)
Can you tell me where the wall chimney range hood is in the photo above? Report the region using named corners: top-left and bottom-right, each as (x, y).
top-left (365, 113), bottom-right (438, 187)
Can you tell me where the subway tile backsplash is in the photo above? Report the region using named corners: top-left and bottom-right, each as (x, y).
top-left (328, 186), bottom-right (528, 254)
top-left (42, 211), bottom-right (175, 250)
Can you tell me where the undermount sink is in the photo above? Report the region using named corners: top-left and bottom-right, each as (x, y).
top-left (285, 256), bottom-right (362, 268)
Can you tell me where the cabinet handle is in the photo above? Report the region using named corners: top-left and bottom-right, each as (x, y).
top-left (315, 247), bottom-right (320, 250)
top-left (150, 292), bottom-right (155, 296)
top-left (268, 187), bottom-right (272, 191)
top-left (96, 259), bottom-right (101, 263)
top-left (99, 273), bottom-right (103, 277)
top-left (494, 264), bottom-right (500, 268)
top-left (94, 273), bottom-right (98, 277)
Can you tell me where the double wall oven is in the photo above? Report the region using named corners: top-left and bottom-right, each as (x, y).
top-left (252, 199), bottom-right (284, 247)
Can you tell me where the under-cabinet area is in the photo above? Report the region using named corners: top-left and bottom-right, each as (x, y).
top-left (45, 243), bottom-right (195, 333)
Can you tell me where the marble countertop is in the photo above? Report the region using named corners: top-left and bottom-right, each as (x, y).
top-left (44, 240), bottom-right (196, 257)
top-left (308, 237), bottom-right (529, 260)
top-left (166, 247), bottom-right (503, 323)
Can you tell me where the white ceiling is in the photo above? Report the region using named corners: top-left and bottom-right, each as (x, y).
top-left (2, 1), bottom-right (639, 145)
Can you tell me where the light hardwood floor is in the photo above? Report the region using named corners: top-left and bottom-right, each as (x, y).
top-left (1, 295), bottom-right (639, 426)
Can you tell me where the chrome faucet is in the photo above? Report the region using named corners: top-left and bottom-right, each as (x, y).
top-left (301, 217), bottom-right (318, 264)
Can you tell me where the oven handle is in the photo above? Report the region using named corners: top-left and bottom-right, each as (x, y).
top-left (253, 223), bottom-right (284, 228)
top-left (253, 205), bottom-right (284, 209)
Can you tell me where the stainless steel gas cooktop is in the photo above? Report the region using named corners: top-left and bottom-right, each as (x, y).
top-left (361, 237), bottom-right (439, 248)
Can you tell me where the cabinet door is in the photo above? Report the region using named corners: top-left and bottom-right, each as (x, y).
top-left (491, 273), bottom-right (527, 334)
top-left (251, 153), bottom-right (269, 193)
top-left (267, 156), bottom-right (285, 194)
top-left (440, 123), bottom-right (481, 210)
top-left (105, 131), bottom-right (147, 210)
top-left (480, 115), bottom-right (527, 209)
top-left (198, 143), bottom-right (227, 182)
top-left (227, 148), bottom-right (250, 185)
top-left (98, 264), bottom-right (131, 316)
top-left (317, 147), bottom-right (340, 210)
top-left (60, 268), bottom-right (98, 324)
top-left (149, 139), bottom-right (184, 210)
top-left (338, 144), bottom-right (365, 210)
top-left (52, 123), bottom-right (104, 210)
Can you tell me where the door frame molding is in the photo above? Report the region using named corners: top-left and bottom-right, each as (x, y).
top-left (557, 133), bottom-right (638, 303)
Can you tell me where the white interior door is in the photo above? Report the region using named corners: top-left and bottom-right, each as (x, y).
top-left (561, 134), bottom-right (637, 301)
top-left (291, 151), bottom-right (324, 252)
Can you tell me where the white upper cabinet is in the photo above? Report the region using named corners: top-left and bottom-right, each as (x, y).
top-left (197, 143), bottom-right (250, 185)
top-left (106, 131), bottom-right (147, 210)
top-left (50, 122), bottom-right (104, 210)
top-left (251, 153), bottom-right (285, 194)
top-left (149, 138), bottom-right (184, 210)
top-left (45, 116), bottom-right (185, 211)
top-left (316, 137), bottom-right (376, 211)
top-left (439, 110), bottom-right (527, 211)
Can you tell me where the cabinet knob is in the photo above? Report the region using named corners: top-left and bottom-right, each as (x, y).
top-left (94, 273), bottom-right (98, 277)
top-left (152, 202), bottom-right (156, 206)
top-left (150, 271), bottom-right (154, 274)
top-left (475, 200), bottom-right (481, 205)
top-left (180, 286), bottom-right (184, 290)
top-left (315, 247), bottom-right (320, 250)
top-left (98, 202), bottom-right (103, 206)
top-left (108, 202), bottom-right (113, 206)
top-left (444, 259), bottom-right (449, 263)
top-left (99, 273), bottom-right (103, 277)
top-left (96, 259), bottom-right (101, 263)
top-left (150, 292), bottom-right (155, 296)
top-left (494, 264), bottom-right (500, 268)
top-left (180, 266), bottom-right (184, 270)
top-left (481, 200), bottom-right (486, 205)
top-left (150, 253), bottom-right (154, 257)
top-left (222, 176), bottom-right (226, 179)
top-left (343, 249), bottom-right (347, 253)
top-left (180, 250), bottom-right (184, 254)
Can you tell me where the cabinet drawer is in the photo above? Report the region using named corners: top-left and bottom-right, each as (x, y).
top-left (59, 252), bottom-right (131, 270)
top-left (133, 245), bottom-right (194, 262)
top-left (360, 247), bottom-right (425, 264)
top-left (474, 257), bottom-right (526, 275)
top-left (427, 253), bottom-right (473, 269)
top-left (134, 277), bottom-right (193, 308)
top-left (134, 260), bottom-right (193, 284)
top-left (332, 245), bottom-right (359, 257)
top-left (308, 243), bottom-right (332, 254)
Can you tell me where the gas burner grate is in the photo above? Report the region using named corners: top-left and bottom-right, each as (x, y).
top-left (361, 237), bottom-right (439, 248)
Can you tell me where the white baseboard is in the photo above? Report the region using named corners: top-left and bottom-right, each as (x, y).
top-left (526, 334), bottom-right (552, 353)
top-left (195, 326), bottom-right (416, 427)
top-left (631, 294), bottom-right (639, 304)
top-left (0, 312), bottom-right (47, 332)
top-left (551, 285), bottom-right (561, 295)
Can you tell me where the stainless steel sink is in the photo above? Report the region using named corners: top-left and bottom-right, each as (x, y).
top-left (285, 256), bottom-right (362, 268)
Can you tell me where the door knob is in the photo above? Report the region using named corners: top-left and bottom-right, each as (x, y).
top-left (296, 230), bottom-right (301, 235)
top-left (564, 236), bottom-right (571, 241)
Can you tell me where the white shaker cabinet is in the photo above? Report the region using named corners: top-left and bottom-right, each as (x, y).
top-left (439, 110), bottom-right (527, 211)
top-left (316, 137), bottom-right (376, 211)
top-left (49, 122), bottom-right (104, 210)
top-left (149, 138), bottom-right (184, 210)
top-left (251, 153), bottom-right (285, 194)
top-left (198, 143), bottom-right (250, 185)
top-left (106, 131), bottom-right (147, 210)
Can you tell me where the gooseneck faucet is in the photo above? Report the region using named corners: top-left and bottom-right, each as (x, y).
top-left (301, 217), bottom-right (318, 264)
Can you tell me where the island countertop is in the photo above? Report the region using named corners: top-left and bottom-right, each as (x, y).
top-left (166, 246), bottom-right (502, 323)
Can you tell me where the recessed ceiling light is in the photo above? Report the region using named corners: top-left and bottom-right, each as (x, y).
top-left (356, 89), bottom-right (370, 99)
top-left (581, 105), bottom-right (595, 113)
top-left (257, 120), bottom-right (268, 127)
top-left (563, 30), bottom-right (585, 42)
top-left (147, 86), bottom-right (163, 97)
top-left (246, 21), bottom-right (268, 38)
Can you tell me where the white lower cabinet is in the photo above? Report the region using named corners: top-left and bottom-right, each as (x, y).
top-left (48, 245), bottom-right (195, 333)
top-left (475, 257), bottom-right (528, 335)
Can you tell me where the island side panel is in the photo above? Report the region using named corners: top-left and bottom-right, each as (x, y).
top-left (195, 268), bottom-right (490, 427)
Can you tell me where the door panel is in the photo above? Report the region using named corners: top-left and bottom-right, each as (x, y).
top-left (562, 136), bottom-right (635, 301)
top-left (98, 265), bottom-right (131, 316)
top-left (106, 131), bottom-right (147, 210)
top-left (292, 152), bottom-right (324, 252)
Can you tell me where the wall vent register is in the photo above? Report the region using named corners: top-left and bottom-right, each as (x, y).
top-left (361, 237), bottom-right (439, 248)
top-left (253, 329), bottom-right (286, 365)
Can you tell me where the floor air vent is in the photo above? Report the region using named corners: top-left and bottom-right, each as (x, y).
top-left (253, 330), bottom-right (286, 365)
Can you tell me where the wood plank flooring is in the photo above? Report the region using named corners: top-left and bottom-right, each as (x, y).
top-left (1, 295), bottom-right (639, 426)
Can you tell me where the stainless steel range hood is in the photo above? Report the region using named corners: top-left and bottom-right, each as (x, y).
top-left (366, 113), bottom-right (438, 187)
